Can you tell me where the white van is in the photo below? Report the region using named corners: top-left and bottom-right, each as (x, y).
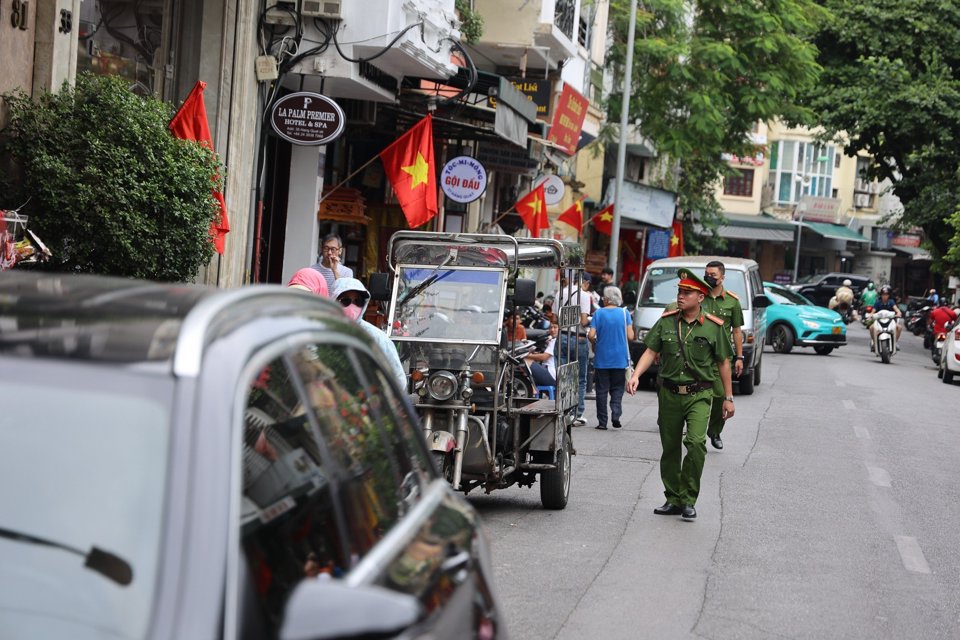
top-left (630, 256), bottom-right (770, 394)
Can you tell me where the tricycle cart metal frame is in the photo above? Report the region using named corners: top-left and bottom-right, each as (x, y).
top-left (370, 232), bottom-right (587, 509)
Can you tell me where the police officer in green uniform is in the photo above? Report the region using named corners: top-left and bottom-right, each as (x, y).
top-left (626, 269), bottom-right (734, 520)
top-left (701, 260), bottom-right (744, 451)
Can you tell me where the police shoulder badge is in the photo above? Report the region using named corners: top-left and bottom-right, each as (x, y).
top-left (725, 290), bottom-right (740, 300)
top-left (705, 313), bottom-right (724, 325)
top-left (661, 309), bottom-right (680, 317)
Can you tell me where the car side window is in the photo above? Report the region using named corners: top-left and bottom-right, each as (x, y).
top-left (239, 356), bottom-right (347, 635)
top-left (289, 343), bottom-right (432, 562)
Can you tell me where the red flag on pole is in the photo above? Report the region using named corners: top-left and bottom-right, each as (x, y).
top-left (513, 184), bottom-right (549, 234)
top-left (379, 115), bottom-right (438, 228)
top-left (589, 203), bottom-right (615, 236)
top-left (668, 220), bottom-right (684, 256)
top-left (557, 197), bottom-right (585, 234)
top-left (169, 81), bottom-right (230, 254)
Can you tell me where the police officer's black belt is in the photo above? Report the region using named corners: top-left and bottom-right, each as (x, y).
top-left (659, 380), bottom-right (710, 395)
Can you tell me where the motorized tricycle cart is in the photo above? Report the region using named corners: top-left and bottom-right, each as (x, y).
top-left (370, 232), bottom-right (587, 509)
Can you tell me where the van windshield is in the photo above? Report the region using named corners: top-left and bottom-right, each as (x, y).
top-left (640, 267), bottom-right (748, 308)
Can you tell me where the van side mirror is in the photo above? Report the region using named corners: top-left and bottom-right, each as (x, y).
top-left (368, 273), bottom-right (391, 301)
top-left (280, 580), bottom-right (422, 640)
top-left (753, 294), bottom-right (772, 308)
top-left (513, 278), bottom-right (537, 306)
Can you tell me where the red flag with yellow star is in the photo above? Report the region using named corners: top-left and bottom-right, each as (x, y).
top-left (379, 115), bottom-right (438, 228)
top-left (668, 220), bottom-right (684, 256)
top-left (557, 196), bottom-right (585, 234)
top-left (590, 203), bottom-right (614, 236)
top-left (514, 184), bottom-right (549, 234)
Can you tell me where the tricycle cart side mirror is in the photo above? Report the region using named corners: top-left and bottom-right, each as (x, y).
top-left (513, 278), bottom-right (537, 307)
top-left (368, 273), bottom-right (392, 301)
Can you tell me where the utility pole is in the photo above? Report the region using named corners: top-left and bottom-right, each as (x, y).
top-left (609, 0), bottom-right (639, 275)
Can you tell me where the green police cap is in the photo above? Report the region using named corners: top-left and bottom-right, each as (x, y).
top-left (676, 268), bottom-right (711, 295)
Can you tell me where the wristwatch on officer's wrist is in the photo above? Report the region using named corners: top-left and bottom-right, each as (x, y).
top-left (724, 396), bottom-right (734, 402)
top-left (735, 355), bottom-right (744, 360)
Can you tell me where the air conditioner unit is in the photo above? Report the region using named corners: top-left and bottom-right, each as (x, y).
top-left (854, 193), bottom-right (871, 208)
top-left (301, 0), bottom-right (341, 18)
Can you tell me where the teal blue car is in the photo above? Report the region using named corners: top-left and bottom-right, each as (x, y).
top-left (764, 281), bottom-right (847, 355)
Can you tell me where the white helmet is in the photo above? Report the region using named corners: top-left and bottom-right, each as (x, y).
top-left (843, 279), bottom-right (852, 287)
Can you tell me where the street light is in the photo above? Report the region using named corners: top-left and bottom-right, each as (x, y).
top-left (791, 174), bottom-right (810, 282)
top-left (791, 154), bottom-right (829, 281)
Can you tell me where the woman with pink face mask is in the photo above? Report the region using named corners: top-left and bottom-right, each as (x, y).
top-left (332, 277), bottom-right (406, 390)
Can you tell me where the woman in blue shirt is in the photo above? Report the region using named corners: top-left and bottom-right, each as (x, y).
top-left (588, 286), bottom-right (635, 430)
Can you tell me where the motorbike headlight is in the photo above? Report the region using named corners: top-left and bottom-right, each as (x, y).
top-left (636, 329), bottom-right (648, 341)
top-left (801, 319), bottom-right (821, 329)
top-left (427, 371), bottom-right (459, 401)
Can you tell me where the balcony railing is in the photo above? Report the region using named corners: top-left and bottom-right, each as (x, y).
top-left (555, 0), bottom-right (576, 40)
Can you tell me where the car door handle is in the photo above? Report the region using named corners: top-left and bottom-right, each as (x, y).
top-left (440, 550), bottom-right (471, 576)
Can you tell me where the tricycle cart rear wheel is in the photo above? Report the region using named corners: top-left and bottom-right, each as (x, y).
top-left (540, 430), bottom-right (571, 510)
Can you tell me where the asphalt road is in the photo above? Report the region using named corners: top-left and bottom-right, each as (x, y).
top-left (472, 322), bottom-right (960, 639)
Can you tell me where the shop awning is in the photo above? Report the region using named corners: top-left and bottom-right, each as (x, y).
top-left (803, 222), bottom-right (870, 243)
top-left (600, 179), bottom-right (676, 228)
top-left (892, 245), bottom-right (933, 261)
top-left (695, 213), bottom-right (795, 242)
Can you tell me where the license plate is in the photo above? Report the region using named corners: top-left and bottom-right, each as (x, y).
top-left (832, 326), bottom-right (842, 334)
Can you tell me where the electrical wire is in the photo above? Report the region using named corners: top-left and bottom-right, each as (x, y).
top-left (332, 20), bottom-right (423, 64)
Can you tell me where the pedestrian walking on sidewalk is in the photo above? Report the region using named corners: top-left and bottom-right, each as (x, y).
top-left (588, 286), bottom-right (634, 430)
top-left (626, 269), bottom-right (734, 520)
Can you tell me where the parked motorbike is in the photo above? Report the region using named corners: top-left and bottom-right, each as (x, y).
top-left (906, 304), bottom-right (931, 337)
top-left (871, 309), bottom-right (898, 364)
top-left (521, 305), bottom-right (551, 329)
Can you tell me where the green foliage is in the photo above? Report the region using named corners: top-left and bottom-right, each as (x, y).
top-left (605, 0), bottom-right (827, 230)
top-left (807, 0), bottom-right (960, 273)
top-left (2, 73), bottom-right (220, 281)
top-left (455, 0), bottom-right (484, 44)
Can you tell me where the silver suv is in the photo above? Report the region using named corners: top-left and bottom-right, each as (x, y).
top-left (631, 256), bottom-right (770, 395)
top-left (0, 272), bottom-right (504, 640)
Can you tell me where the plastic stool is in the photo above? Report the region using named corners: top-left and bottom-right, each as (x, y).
top-left (539, 386), bottom-right (555, 399)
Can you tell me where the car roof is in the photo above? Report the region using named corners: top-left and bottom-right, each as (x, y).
top-left (645, 256), bottom-right (759, 270)
top-left (0, 272), bottom-right (345, 373)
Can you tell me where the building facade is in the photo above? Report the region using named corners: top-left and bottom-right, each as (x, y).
top-left (3, 0), bottom-right (611, 289)
top-left (711, 121), bottom-right (928, 294)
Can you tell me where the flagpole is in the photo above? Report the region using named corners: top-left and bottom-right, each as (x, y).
top-left (319, 113), bottom-right (433, 207)
top-left (317, 154), bottom-right (381, 206)
top-left (609, 0), bottom-right (639, 275)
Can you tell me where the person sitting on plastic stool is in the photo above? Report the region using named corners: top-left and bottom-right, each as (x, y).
top-left (526, 321), bottom-right (558, 394)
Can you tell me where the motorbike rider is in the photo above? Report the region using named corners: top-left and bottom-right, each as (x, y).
top-left (829, 279), bottom-right (856, 319)
top-left (868, 285), bottom-right (902, 351)
top-left (929, 298), bottom-right (958, 353)
top-left (860, 281), bottom-right (878, 310)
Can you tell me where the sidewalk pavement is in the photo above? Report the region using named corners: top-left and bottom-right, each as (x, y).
top-left (561, 384), bottom-right (742, 640)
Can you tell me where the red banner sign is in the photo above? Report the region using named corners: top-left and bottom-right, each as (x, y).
top-left (548, 84), bottom-right (589, 156)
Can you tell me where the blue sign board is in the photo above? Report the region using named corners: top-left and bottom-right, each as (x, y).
top-left (646, 229), bottom-right (670, 260)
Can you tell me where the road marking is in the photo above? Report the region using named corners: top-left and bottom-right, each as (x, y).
top-left (895, 536), bottom-right (931, 574)
top-left (843, 399), bottom-right (856, 411)
top-left (867, 465), bottom-right (892, 487)
top-left (854, 425), bottom-right (870, 439)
